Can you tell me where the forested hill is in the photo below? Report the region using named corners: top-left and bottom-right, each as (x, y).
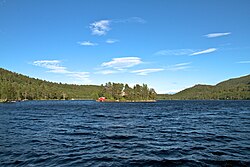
top-left (1, 67), bottom-right (249, 101)
top-left (158, 74), bottom-right (250, 100)
top-left (0, 68), bottom-right (101, 101)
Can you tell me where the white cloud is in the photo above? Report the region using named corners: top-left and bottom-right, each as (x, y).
top-left (113, 17), bottom-right (146, 24)
top-left (33, 60), bottom-right (67, 73)
top-left (154, 49), bottom-right (195, 56)
top-left (89, 17), bottom-right (146, 36)
top-left (89, 20), bottom-right (111, 36)
top-left (67, 72), bottom-right (90, 83)
top-left (130, 17), bottom-right (146, 23)
top-left (106, 39), bottom-right (119, 44)
top-left (101, 57), bottom-right (142, 70)
top-left (33, 60), bottom-right (60, 65)
top-left (96, 70), bottom-right (118, 75)
top-left (190, 48), bottom-right (217, 56)
top-left (237, 61), bottom-right (250, 64)
top-left (205, 32), bottom-right (231, 38)
top-left (173, 62), bottom-right (192, 67)
top-left (155, 48), bottom-right (217, 56)
top-left (78, 41), bottom-right (98, 46)
top-left (131, 68), bottom-right (164, 75)
top-left (33, 60), bottom-right (90, 83)
top-left (168, 66), bottom-right (190, 71)
top-left (166, 62), bottom-right (192, 71)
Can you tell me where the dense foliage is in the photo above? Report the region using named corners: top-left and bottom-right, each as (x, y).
top-left (0, 68), bottom-right (156, 102)
top-left (1, 67), bottom-right (249, 101)
top-left (158, 75), bottom-right (250, 100)
top-left (0, 68), bottom-right (101, 101)
top-left (97, 82), bottom-right (157, 101)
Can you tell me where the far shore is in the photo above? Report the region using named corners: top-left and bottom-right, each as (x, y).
top-left (2, 99), bottom-right (249, 103)
top-left (0, 99), bottom-right (157, 103)
top-left (96, 99), bottom-right (157, 103)
top-left (0, 99), bottom-right (93, 103)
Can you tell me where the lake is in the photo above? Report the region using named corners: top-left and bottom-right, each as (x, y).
top-left (0, 100), bottom-right (249, 166)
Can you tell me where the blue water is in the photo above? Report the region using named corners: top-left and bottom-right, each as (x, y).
top-left (0, 100), bottom-right (250, 166)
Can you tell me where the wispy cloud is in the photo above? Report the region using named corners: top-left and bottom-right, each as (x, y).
top-left (113, 17), bottom-right (146, 24)
top-left (33, 60), bottom-right (90, 83)
top-left (67, 72), bottom-right (90, 83)
top-left (95, 70), bottom-right (118, 75)
top-left (78, 41), bottom-right (98, 46)
top-left (130, 63), bottom-right (190, 75)
top-left (89, 20), bottom-right (111, 36)
top-left (89, 17), bottom-right (145, 36)
top-left (168, 66), bottom-right (190, 71)
top-left (33, 60), bottom-right (67, 73)
top-left (237, 61), bottom-right (250, 64)
top-left (205, 32), bottom-right (231, 38)
top-left (166, 62), bottom-right (192, 71)
top-left (154, 49), bottom-right (195, 56)
top-left (101, 57), bottom-right (142, 70)
top-left (155, 48), bottom-right (217, 56)
top-left (106, 39), bottom-right (119, 44)
top-left (190, 48), bottom-right (217, 56)
top-left (131, 68), bottom-right (164, 75)
top-left (173, 62), bottom-right (192, 67)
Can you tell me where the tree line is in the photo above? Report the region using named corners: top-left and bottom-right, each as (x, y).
top-left (96, 82), bottom-right (157, 101)
top-left (0, 68), bottom-right (157, 102)
top-left (1, 67), bottom-right (249, 101)
top-left (0, 68), bottom-right (101, 101)
top-left (158, 75), bottom-right (250, 100)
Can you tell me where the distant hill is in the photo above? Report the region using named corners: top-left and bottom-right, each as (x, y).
top-left (0, 68), bottom-right (102, 101)
top-left (158, 75), bottom-right (250, 100)
top-left (1, 67), bottom-right (249, 101)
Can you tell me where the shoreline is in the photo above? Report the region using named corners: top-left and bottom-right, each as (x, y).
top-left (1, 98), bottom-right (248, 103)
top-left (0, 99), bottom-right (93, 103)
top-left (96, 100), bottom-right (157, 103)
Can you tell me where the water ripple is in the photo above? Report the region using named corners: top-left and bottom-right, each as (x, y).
top-left (0, 100), bottom-right (250, 166)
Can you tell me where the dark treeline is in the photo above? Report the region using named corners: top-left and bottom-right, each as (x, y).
top-left (1, 67), bottom-right (249, 101)
top-left (0, 68), bottom-right (101, 101)
top-left (158, 75), bottom-right (250, 100)
top-left (0, 68), bottom-right (156, 102)
top-left (97, 82), bottom-right (157, 101)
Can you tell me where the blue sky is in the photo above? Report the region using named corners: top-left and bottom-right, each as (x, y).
top-left (0, 0), bottom-right (250, 93)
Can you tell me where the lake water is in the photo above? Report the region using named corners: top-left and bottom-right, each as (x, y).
top-left (0, 100), bottom-right (249, 166)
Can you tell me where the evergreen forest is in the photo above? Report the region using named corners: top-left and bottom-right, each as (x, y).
top-left (0, 68), bottom-right (156, 102)
top-left (97, 82), bottom-right (157, 101)
top-left (0, 68), bottom-right (101, 101)
top-left (158, 75), bottom-right (250, 100)
top-left (0, 67), bottom-right (249, 101)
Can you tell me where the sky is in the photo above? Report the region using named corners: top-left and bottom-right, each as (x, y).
top-left (0, 0), bottom-right (250, 93)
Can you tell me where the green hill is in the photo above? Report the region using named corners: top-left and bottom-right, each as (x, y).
top-left (0, 68), bottom-right (102, 101)
top-left (1, 67), bottom-right (249, 101)
top-left (158, 75), bottom-right (250, 100)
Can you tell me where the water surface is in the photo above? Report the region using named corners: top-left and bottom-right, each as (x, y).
top-left (0, 100), bottom-right (249, 166)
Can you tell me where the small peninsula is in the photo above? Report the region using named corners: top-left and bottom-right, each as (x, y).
top-left (96, 82), bottom-right (157, 102)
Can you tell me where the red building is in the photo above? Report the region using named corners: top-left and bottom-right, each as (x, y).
top-left (98, 97), bottom-right (106, 102)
